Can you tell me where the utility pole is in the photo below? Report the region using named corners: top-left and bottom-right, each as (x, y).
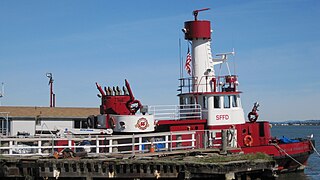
top-left (46, 73), bottom-right (55, 107)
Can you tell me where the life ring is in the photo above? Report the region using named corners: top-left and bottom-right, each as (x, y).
top-left (248, 111), bottom-right (259, 123)
top-left (108, 117), bottom-right (116, 129)
top-left (244, 135), bottom-right (253, 147)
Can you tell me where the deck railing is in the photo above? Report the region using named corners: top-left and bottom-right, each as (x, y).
top-left (148, 104), bottom-right (202, 120)
top-left (178, 75), bottom-right (239, 93)
top-left (0, 131), bottom-right (196, 156)
top-left (0, 129), bottom-right (237, 156)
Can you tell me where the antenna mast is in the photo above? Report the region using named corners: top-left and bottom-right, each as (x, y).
top-left (0, 82), bottom-right (4, 106)
top-left (46, 73), bottom-right (56, 107)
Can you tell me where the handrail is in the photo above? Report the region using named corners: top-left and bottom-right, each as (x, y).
top-left (0, 131), bottom-right (198, 156)
top-left (179, 75), bottom-right (238, 93)
top-left (149, 104), bottom-right (202, 120)
top-left (0, 129), bottom-right (237, 156)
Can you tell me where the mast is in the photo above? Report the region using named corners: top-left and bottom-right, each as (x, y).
top-left (182, 8), bottom-right (214, 93)
top-left (181, 9), bottom-right (245, 128)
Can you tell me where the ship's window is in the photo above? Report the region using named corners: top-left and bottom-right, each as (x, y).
top-left (190, 97), bottom-right (194, 104)
top-left (203, 96), bottom-right (207, 109)
top-left (0, 117), bottom-right (11, 134)
top-left (232, 95), bottom-right (238, 107)
top-left (35, 116), bottom-right (41, 126)
top-left (74, 120), bottom-right (80, 128)
top-left (179, 96), bottom-right (185, 105)
top-left (214, 96), bottom-right (220, 108)
top-left (237, 96), bottom-right (242, 107)
top-left (0, 118), bottom-right (3, 129)
top-left (224, 95), bottom-right (230, 108)
top-left (74, 119), bottom-right (88, 129)
top-left (184, 97), bottom-right (189, 104)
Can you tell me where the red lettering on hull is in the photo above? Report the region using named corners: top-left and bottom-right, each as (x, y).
top-left (216, 115), bottom-right (229, 120)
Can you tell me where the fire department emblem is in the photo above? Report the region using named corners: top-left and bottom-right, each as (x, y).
top-left (135, 117), bottom-right (149, 130)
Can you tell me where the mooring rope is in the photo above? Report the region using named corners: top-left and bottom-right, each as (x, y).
top-left (272, 143), bottom-right (305, 168)
top-left (309, 140), bottom-right (320, 157)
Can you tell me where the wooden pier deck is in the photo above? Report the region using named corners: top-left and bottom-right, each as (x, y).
top-left (0, 149), bottom-right (277, 180)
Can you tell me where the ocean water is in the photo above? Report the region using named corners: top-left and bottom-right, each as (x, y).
top-left (271, 125), bottom-right (320, 180)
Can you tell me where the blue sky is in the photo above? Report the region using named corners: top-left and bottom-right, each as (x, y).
top-left (0, 0), bottom-right (319, 121)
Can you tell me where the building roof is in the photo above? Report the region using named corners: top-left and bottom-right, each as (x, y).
top-left (0, 106), bottom-right (99, 118)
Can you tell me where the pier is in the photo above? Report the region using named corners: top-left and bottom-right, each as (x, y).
top-left (0, 149), bottom-right (276, 180)
top-left (0, 131), bottom-right (277, 179)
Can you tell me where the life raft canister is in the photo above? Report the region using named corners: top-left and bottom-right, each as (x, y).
top-left (244, 135), bottom-right (253, 147)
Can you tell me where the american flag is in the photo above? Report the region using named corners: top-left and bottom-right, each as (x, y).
top-left (185, 48), bottom-right (192, 75)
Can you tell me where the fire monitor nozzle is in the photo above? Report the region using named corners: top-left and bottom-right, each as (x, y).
top-left (193, 8), bottom-right (210, 20)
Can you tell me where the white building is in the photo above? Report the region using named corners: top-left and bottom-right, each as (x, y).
top-left (0, 106), bottom-right (99, 136)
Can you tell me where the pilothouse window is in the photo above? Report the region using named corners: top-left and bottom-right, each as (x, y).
top-left (179, 97), bottom-right (185, 105)
top-left (203, 96), bottom-right (207, 109)
top-left (190, 97), bottom-right (194, 104)
top-left (232, 95), bottom-right (238, 107)
top-left (224, 95), bottom-right (230, 108)
top-left (214, 96), bottom-right (220, 108)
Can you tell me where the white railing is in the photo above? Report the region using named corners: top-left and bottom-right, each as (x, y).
top-left (0, 131), bottom-right (198, 156)
top-left (148, 104), bottom-right (202, 120)
top-left (0, 129), bottom-right (238, 156)
top-left (178, 75), bottom-right (239, 93)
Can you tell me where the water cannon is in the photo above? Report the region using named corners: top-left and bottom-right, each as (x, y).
top-left (253, 102), bottom-right (260, 111)
top-left (125, 79), bottom-right (142, 114)
top-left (96, 80), bottom-right (142, 115)
top-left (248, 102), bottom-right (260, 123)
top-left (95, 82), bottom-right (106, 96)
top-left (193, 8), bottom-right (210, 21)
top-left (125, 79), bottom-right (135, 101)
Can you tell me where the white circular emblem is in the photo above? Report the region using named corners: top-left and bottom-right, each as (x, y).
top-left (135, 117), bottom-right (149, 130)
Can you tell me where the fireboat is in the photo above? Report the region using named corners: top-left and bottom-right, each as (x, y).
top-left (0, 9), bottom-right (315, 177)
top-left (88, 8), bottom-right (314, 173)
